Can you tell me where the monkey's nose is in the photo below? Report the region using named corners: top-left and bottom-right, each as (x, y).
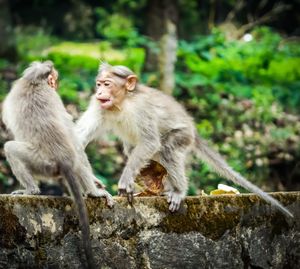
top-left (96, 92), bottom-right (102, 99)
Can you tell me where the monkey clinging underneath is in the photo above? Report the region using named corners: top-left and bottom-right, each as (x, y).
top-left (76, 62), bottom-right (293, 218)
top-left (2, 61), bottom-right (114, 269)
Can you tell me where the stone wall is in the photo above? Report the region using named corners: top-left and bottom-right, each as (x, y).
top-left (0, 192), bottom-right (299, 269)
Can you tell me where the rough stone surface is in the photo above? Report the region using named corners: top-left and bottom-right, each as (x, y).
top-left (0, 192), bottom-right (299, 269)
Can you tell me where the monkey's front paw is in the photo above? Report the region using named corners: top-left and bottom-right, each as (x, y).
top-left (118, 178), bottom-right (135, 205)
top-left (11, 188), bottom-right (41, 195)
top-left (118, 189), bottom-right (134, 205)
top-left (167, 192), bottom-right (184, 212)
top-left (87, 189), bottom-right (115, 208)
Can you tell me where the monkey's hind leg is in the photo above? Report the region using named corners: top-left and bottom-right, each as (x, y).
top-left (159, 152), bottom-right (188, 212)
top-left (159, 129), bottom-right (192, 211)
top-left (4, 141), bottom-right (41, 195)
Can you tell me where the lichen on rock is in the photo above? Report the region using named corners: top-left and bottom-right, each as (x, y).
top-left (0, 192), bottom-right (299, 268)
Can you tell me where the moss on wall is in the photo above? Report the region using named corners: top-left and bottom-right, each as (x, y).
top-left (0, 192), bottom-right (299, 268)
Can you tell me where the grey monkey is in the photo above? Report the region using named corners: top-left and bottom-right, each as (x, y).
top-left (2, 61), bottom-right (114, 269)
top-left (76, 62), bottom-right (293, 218)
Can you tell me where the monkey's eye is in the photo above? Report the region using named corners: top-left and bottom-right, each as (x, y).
top-left (104, 81), bottom-right (110, 87)
top-left (96, 82), bottom-right (101, 87)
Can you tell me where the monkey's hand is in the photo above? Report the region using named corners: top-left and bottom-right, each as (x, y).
top-left (118, 177), bottom-right (135, 205)
top-left (87, 189), bottom-right (114, 208)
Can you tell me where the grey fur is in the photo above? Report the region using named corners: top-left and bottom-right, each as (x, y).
top-left (22, 60), bottom-right (54, 83)
top-left (76, 63), bottom-right (293, 217)
top-left (98, 62), bottom-right (135, 79)
top-left (2, 61), bottom-right (114, 269)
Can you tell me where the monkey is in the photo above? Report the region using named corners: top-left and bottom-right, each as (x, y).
top-left (75, 62), bottom-right (293, 218)
top-left (2, 61), bottom-right (115, 269)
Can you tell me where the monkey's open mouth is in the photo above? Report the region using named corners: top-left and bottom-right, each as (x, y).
top-left (98, 98), bottom-right (113, 109)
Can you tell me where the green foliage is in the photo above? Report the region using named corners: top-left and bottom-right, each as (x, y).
top-left (95, 8), bottom-right (147, 48)
top-left (176, 27), bottom-right (300, 193)
top-left (0, 59), bottom-right (11, 101)
top-left (14, 26), bottom-right (58, 59)
top-left (177, 27), bottom-right (300, 112)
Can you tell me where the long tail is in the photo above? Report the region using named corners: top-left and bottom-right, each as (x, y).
top-left (195, 137), bottom-right (293, 218)
top-left (59, 163), bottom-right (96, 269)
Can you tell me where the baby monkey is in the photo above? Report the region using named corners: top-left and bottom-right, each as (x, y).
top-left (76, 62), bottom-right (293, 217)
top-left (2, 61), bottom-right (114, 269)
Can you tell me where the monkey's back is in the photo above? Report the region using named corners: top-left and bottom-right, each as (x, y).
top-left (134, 85), bottom-right (195, 135)
top-left (3, 79), bottom-right (76, 159)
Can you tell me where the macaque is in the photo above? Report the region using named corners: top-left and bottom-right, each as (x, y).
top-left (76, 62), bottom-right (293, 217)
top-left (2, 61), bottom-right (114, 269)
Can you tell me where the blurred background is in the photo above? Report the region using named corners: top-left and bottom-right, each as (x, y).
top-left (0, 0), bottom-right (299, 196)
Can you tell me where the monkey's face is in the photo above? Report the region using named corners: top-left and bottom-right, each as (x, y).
top-left (95, 71), bottom-right (134, 110)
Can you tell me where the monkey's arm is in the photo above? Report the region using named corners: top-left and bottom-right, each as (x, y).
top-left (118, 122), bottom-right (161, 200)
top-left (123, 142), bottom-right (133, 157)
top-left (75, 97), bottom-right (103, 148)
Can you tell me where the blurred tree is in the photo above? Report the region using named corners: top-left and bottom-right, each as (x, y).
top-left (0, 0), bottom-right (17, 60)
top-left (63, 0), bottom-right (94, 39)
top-left (144, 0), bottom-right (178, 94)
top-left (219, 0), bottom-right (291, 40)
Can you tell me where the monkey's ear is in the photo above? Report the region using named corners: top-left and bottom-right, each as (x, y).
top-left (47, 73), bottom-right (58, 90)
top-left (125, 75), bottom-right (138, 92)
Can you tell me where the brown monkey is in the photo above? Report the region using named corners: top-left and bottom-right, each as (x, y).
top-left (2, 61), bottom-right (114, 269)
top-left (76, 62), bottom-right (293, 217)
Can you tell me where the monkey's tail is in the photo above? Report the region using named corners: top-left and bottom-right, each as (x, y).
top-left (59, 163), bottom-right (96, 269)
top-left (194, 137), bottom-right (293, 218)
